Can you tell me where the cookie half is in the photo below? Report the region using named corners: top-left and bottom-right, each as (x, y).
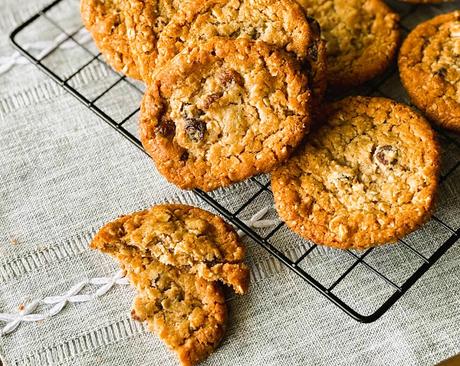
top-left (91, 204), bottom-right (249, 294)
top-left (123, 0), bottom-right (182, 82)
top-left (296, 0), bottom-right (400, 89)
top-left (140, 38), bottom-right (312, 191)
top-left (272, 96), bottom-right (440, 250)
top-left (155, 0), bottom-right (327, 102)
top-left (399, 11), bottom-right (460, 133)
top-left (124, 256), bottom-right (227, 366)
top-left (80, 0), bottom-right (141, 79)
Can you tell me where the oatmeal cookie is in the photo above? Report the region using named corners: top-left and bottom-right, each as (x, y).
top-left (155, 0), bottom-right (327, 102)
top-left (124, 255), bottom-right (227, 366)
top-left (272, 96), bottom-right (440, 250)
top-left (91, 204), bottom-right (249, 294)
top-left (399, 11), bottom-right (460, 133)
top-left (296, 0), bottom-right (400, 89)
top-left (140, 38), bottom-right (312, 191)
top-left (80, 0), bottom-right (141, 79)
top-left (123, 0), bottom-right (182, 82)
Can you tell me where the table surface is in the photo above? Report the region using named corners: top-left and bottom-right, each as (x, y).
top-left (1, 1), bottom-right (460, 366)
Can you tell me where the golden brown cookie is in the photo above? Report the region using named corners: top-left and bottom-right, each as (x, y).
top-left (91, 204), bottom-right (249, 294)
top-left (124, 256), bottom-right (227, 366)
top-left (272, 96), bottom-right (440, 250)
top-left (80, 0), bottom-right (141, 79)
top-left (155, 0), bottom-right (327, 102)
top-left (140, 38), bottom-right (312, 191)
top-left (123, 0), bottom-right (183, 82)
top-left (399, 11), bottom-right (460, 133)
top-left (296, 0), bottom-right (400, 90)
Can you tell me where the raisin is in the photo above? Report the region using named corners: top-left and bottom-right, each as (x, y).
top-left (202, 92), bottom-right (223, 109)
top-left (185, 118), bottom-right (206, 142)
top-left (155, 118), bottom-right (175, 137)
top-left (219, 69), bottom-right (244, 87)
top-left (375, 145), bottom-right (398, 165)
top-left (306, 16), bottom-right (321, 37)
top-left (302, 60), bottom-right (314, 89)
top-left (180, 151), bottom-right (189, 161)
top-left (154, 100), bottom-right (175, 137)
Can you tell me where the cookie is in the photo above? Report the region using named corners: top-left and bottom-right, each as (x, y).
top-left (91, 204), bottom-right (250, 294)
top-left (399, 11), bottom-right (460, 133)
top-left (123, 0), bottom-right (182, 82)
top-left (296, 0), bottom-right (400, 89)
top-left (155, 0), bottom-right (327, 102)
top-left (271, 96), bottom-right (440, 250)
top-left (124, 256), bottom-right (227, 366)
top-left (80, 0), bottom-right (141, 79)
top-left (140, 38), bottom-right (312, 191)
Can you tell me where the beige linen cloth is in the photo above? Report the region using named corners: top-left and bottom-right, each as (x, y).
top-left (0, 0), bottom-right (460, 365)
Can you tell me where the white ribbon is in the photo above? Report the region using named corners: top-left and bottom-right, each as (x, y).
top-left (0, 270), bottom-right (129, 336)
top-left (0, 300), bottom-right (45, 335)
top-left (237, 206), bottom-right (280, 237)
top-left (90, 270), bottom-right (130, 297)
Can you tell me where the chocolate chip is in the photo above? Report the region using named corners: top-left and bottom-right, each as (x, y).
top-left (306, 16), bottom-right (321, 37)
top-left (375, 145), bottom-right (398, 166)
top-left (219, 69), bottom-right (244, 88)
top-left (185, 118), bottom-right (206, 142)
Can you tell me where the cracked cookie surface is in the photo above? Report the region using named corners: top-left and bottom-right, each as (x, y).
top-left (272, 96), bottom-right (440, 249)
top-left (140, 38), bottom-right (312, 191)
top-left (91, 204), bottom-right (249, 294)
top-left (399, 11), bottom-right (460, 133)
top-left (155, 0), bottom-right (326, 101)
top-left (124, 0), bottom-right (183, 82)
top-left (124, 255), bottom-right (227, 366)
top-left (296, 0), bottom-right (400, 89)
top-left (80, 0), bottom-right (141, 79)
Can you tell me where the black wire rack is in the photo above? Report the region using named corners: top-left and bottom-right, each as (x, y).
top-left (10, 0), bottom-right (460, 323)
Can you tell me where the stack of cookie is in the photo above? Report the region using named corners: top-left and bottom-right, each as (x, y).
top-left (81, 0), bottom-right (328, 192)
top-left (83, 0), bottom-right (457, 364)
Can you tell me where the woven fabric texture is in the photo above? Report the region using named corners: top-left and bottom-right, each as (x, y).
top-left (0, 0), bottom-right (460, 365)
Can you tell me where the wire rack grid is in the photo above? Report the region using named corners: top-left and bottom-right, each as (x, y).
top-left (9, 0), bottom-right (460, 323)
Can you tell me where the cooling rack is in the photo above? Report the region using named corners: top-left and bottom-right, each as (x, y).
top-left (10, 0), bottom-right (460, 323)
